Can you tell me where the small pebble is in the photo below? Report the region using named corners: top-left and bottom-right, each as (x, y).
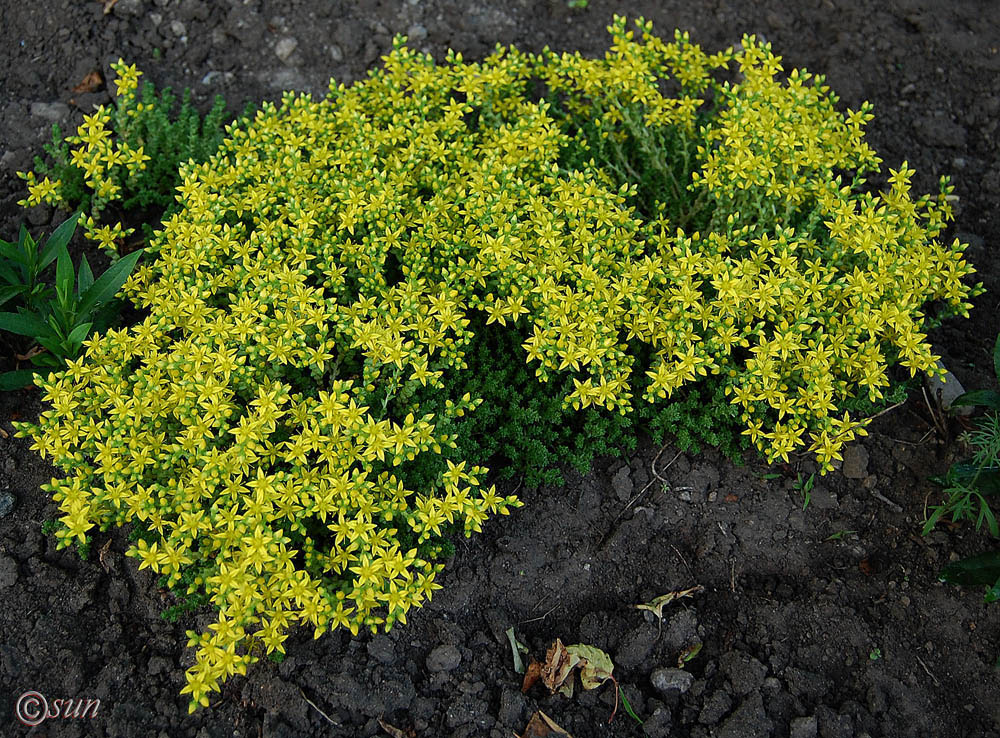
top-left (0, 491), bottom-right (15, 518)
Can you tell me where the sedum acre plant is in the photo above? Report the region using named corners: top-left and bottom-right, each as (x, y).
top-left (15, 16), bottom-right (982, 711)
top-left (19, 59), bottom-right (238, 257)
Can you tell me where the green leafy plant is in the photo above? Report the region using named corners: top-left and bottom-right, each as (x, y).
top-left (20, 59), bottom-right (253, 255)
top-left (925, 333), bottom-right (1000, 602)
top-left (0, 213), bottom-right (143, 389)
top-left (13, 18), bottom-right (981, 712)
top-left (793, 472), bottom-right (815, 510)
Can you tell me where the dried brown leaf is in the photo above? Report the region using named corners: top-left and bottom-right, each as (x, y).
top-left (521, 657), bottom-right (542, 693)
top-left (72, 70), bottom-right (103, 94)
top-left (565, 644), bottom-right (614, 690)
top-left (634, 585), bottom-right (705, 621)
top-left (377, 717), bottom-right (413, 738)
top-left (517, 710), bottom-right (573, 737)
top-left (541, 639), bottom-right (579, 697)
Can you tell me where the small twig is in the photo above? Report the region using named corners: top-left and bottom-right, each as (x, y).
top-left (880, 429), bottom-right (935, 446)
top-left (868, 399), bottom-right (906, 421)
top-left (921, 385), bottom-right (948, 439)
top-left (300, 688), bottom-right (339, 726)
top-left (914, 653), bottom-right (941, 687)
top-left (730, 560), bottom-right (737, 593)
top-left (871, 489), bottom-right (903, 514)
top-left (671, 544), bottom-right (695, 580)
top-left (519, 603), bottom-right (561, 625)
top-left (595, 447), bottom-right (684, 550)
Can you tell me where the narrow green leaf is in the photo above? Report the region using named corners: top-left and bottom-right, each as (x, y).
top-left (0, 369), bottom-right (39, 391)
top-left (951, 390), bottom-right (1000, 411)
top-left (77, 248), bottom-right (142, 317)
top-left (39, 212), bottom-right (82, 272)
top-left (993, 333), bottom-right (1000, 386)
top-left (0, 285), bottom-right (23, 309)
top-left (35, 335), bottom-right (66, 359)
top-left (78, 254), bottom-right (94, 295)
top-left (55, 246), bottom-right (74, 307)
top-left (0, 311), bottom-right (51, 337)
top-left (66, 321), bottom-right (92, 346)
top-left (940, 550), bottom-right (1000, 588)
top-left (0, 240), bottom-right (26, 266)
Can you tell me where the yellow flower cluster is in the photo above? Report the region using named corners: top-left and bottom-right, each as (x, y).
top-left (15, 16), bottom-right (983, 711)
top-left (17, 59), bottom-right (148, 255)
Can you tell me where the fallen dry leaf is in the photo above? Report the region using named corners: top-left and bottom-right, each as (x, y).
top-left (102, 0), bottom-right (120, 14)
top-left (521, 656), bottom-right (542, 693)
top-left (377, 717), bottom-right (413, 738)
top-left (98, 538), bottom-right (113, 574)
top-left (677, 641), bottom-right (703, 668)
top-left (724, 493), bottom-right (739, 502)
top-left (72, 70), bottom-right (103, 94)
top-left (859, 559), bottom-right (874, 576)
top-left (517, 710), bottom-right (573, 738)
top-left (634, 585), bottom-right (705, 621)
top-left (541, 639), bottom-right (579, 698)
top-left (565, 644), bottom-right (614, 690)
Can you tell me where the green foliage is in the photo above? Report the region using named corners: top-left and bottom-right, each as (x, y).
top-left (396, 315), bottom-right (641, 492)
top-left (21, 59), bottom-right (254, 255)
top-left (12, 17), bottom-right (982, 713)
top-left (924, 334), bottom-right (1000, 540)
top-left (939, 550), bottom-right (1000, 604)
top-left (0, 213), bottom-right (142, 389)
top-left (924, 333), bottom-right (1000, 604)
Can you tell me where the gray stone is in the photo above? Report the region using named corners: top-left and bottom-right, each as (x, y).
top-left (201, 70), bottom-right (234, 86)
top-left (841, 444), bottom-right (869, 479)
top-left (111, 0), bottom-right (144, 16)
top-left (426, 644), bottom-right (461, 672)
top-left (720, 651), bottom-right (767, 696)
top-left (717, 693), bottom-right (773, 738)
top-left (651, 667), bottom-right (695, 697)
top-left (29, 102), bottom-right (70, 122)
top-left (925, 359), bottom-right (974, 416)
top-left (0, 491), bottom-right (15, 518)
top-left (641, 706), bottom-right (673, 738)
top-left (275, 37), bottom-right (298, 63)
top-left (407, 24), bottom-right (428, 42)
top-left (791, 716), bottom-right (818, 738)
top-left (329, 43), bottom-right (344, 62)
top-left (0, 554), bottom-right (18, 588)
top-left (169, 20), bottom-right (187, 38)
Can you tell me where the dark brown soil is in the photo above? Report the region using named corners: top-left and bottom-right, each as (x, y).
top-left (1, 1), bottom-right (999, 737)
